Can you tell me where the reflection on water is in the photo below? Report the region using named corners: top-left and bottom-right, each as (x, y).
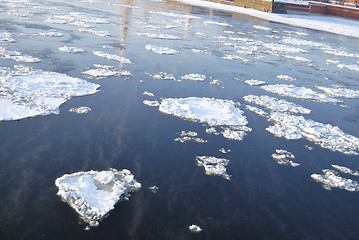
top-left (0, 0), bottom-right (359, 239)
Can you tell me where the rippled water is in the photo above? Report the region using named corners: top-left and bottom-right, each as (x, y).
top-left (0, 0), bottom-right (359, 239)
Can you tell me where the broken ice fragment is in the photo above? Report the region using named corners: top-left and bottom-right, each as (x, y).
top-left (134, 32), bottom-right (181, 40)
top-left (311, 169), bottom-right (359, 192)
top-left (245, 105), bottom-right (268, 116)
top-left (244, 79), bottom-right (266, 86)
top-left (147, 72), bottom-right (177, 81)
top-left (145, 44), bottom-right (177, 55)
top-left (143, 100), bottom-right (160, 107)
top-left (196, 156), bottom-right (231, 180)
top-left (148, 186), bottom-right (159, 193)
top-left (143, 91), bottom-right (154, 97)
top-left (219, 148), bottom-right (231, 154)
top-left (316, 86), bottom-right (359, 98)
top-left (337, 64), bottom-right (359, 72)
top-left (189, 224), bottom-right (203, 233)
top-left (59, 46), bottom-right (84, 53)
top-left (93, 51), bottom-right (132, 64)
top-left (181, 74), bottom-right (206, 82)
top-left (332, 165), bottom-right (359, 176)
top-left (174, 130), bottom-right (207, 143)
top-left (271, 149), bottom-right (299, 167)
top-left (55, 169), bottom-right (141, 228)
top-left (0, 47), bottom-right (40, 63)
top-left (82, 64), bottom-right (132, 79)
top-left (276, 75), bottom-right (296, 81)
top-left (0, 32), bottom-right (15, 43)
top-left (69, 107), bottom-right (91, 114)
top-left (263, 43), bottom-right (307, 53)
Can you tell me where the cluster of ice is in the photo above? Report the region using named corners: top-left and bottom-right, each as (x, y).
top-left (189, 224), bottom-right (203, 233)
top-left (283, 55), bottom-right (311, 63)
top-left (245, 105), bottom-right (268, 116)
top-left (209, 79), bottom-right (223, 86)
top-left (143, 100), bottom-right (160, 107)
top-left (82, 64), bottom-right (131, 79)
top-left (267, 112), bottom-right (359, 155)
top-left (147, 72), bottom-right (177, 81)
top-left (223, 54), bottom-right (249, 63)
top-left (145, 44), bottom-right (177, 55)
top-left (78, 28), bottom-right (110, 37)
top-left (271, 149), bottom-right (299, 167)
top-left (281, 37), bottom-right (324, 48)
top-left (311, 169), bottom-right (359, 192)
top-left (134, 32), bottom-right (181, 40)
top-left (243, 95), bottom-right (311, 114)
top-left (69, 107), bottom-right (91, 114)
top-left (0, 32), bottom-right (15, 42)
top-left (59, 46), bottom-right (84, 53)
top-left (203, 20), bottom-right (232, 27)
top-left (143, 91), bottom-right (154, 97)
top-left (45, 12), bottom-right (110, 28)
top-left (0, 65), bottom-right (100, 121)
top-left (181, 74), bottom-right (206, 81)
top-left (148, 186), bottom-right (159, 193)
top-left (332, 165), bottom-right (359, 176)
top-left (263, 43), bottom-right (307, 53)
top-left (337, 64), bottom-right (359, 72)
top-left (244, 79), bottom-right (266, 86)
top-left (277, 74), bottom-right (296, 81)
top-left (35, 30), bottom-right (63, 37)
top-left (261, 84), bottom-right (341, 103)
top-left (149, 10), bottom-right (200, 19)
top-left (174, 131), bottom-right (207, 143)
top-left (253, 25), bottom-right (271, 31)
top-left (205, 127), bottom-right (220, 135)
top-left (316, 86), bottom-right (359, 98)
top-left (192, 49), bottom-right (211, 54)
top-left (0, 47), bottom-right (40, 63)
top-left (196, 156), bottom-right (231, 180)
top-left (219, 148), bottom-right (231, 154)
top-left (93, 51), bottom-right (132, 64)
top-left (324, 48), bottom-right (359, 58)
top-left (55, 169), bottom-right (141, 228)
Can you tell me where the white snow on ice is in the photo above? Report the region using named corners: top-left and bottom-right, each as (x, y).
top-left (272, 149), bottom-right (299, 167)
top-left (196, 156), bottom-right (231, 180)
top-left (316, 86), bottom-right (359, 98)
top-left (145, 44), bottom-right (178, 55)
top-left (311, 169), bottom-right (359, 192)
top-left (69, 106), bottom-right (91, 114)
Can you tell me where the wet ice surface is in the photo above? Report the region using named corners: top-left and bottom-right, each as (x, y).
top-left (55, 169), bottom-right (141, 228)
top-left (196, 156), bottom-right (231, 180)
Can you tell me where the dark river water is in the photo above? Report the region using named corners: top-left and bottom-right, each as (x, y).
top-left (0, 0), bottom-right (359, 239)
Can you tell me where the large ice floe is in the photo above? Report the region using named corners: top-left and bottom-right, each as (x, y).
top-left (196, 156), bottom-right (231, 180)
top-left (311, 169), bottom-right (359, 192)
top-left (55, 169), bottom-right (141, 228)
top-left (59, 46), bottom-right (84, 53)
top-left (332, 165), bottom-right (359, 176)
top-left (243, 95), bottom-right (311, 114)
top-left (261, 84), bottom-right (341, 104)
top-left (82, 64), bottom-right (132, 79)
top-left (267, 112), bottom-right (359, 155)
top-left (316, 86), bottom-right (359, 99)
top-left (0, 47), bottom-right (41, 63)
top-left (0, 65), bottom-right (100, 121)
top-left (151, 97), bottom-right (251, 141)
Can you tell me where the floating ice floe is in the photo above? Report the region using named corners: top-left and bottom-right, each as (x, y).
top-left (196, 156), bottom-right (231, 180)
top-left (261, 84), bottom-right (341, 103)
top-left (243, 95), bottom-right (311, 114)
top-left (209, 79), bottom-right (223, 86)
top-left (332, 165), bottom-right (359, 176)
top-left (219, 148), bottom-right (231, 154)
top-left (311, 169), bottom-right (359, 192)
top-left (316, 86), bottom-right (359, 98)
top-left (0, 47), bottom-right (41, 63)
top-left (267, 112), bottom-right (359, 155)
top-left (55, 169), bottom-right (141, 228)
top-left (69, 107), bottom-right (91, 114)
top-left (245, 105), bottom-right (268, 116)
top-left (204, 20), bottom-right (232, 27)
top-left (271, 149), bottom-right (299, 167)
top-left (0, 32), bottom-right (15, 42)
top-left (337, 64), bottom-right (359, 72)
top-left (147, 72), bottom-right (177, 81)
top-left (143, 91), bottom-right (154, 97)
top-left (205, 127), bottom-right (220, 135)
top-left (189, 224), bottom-right (203, 233)
top-left (192, 49), bottom-right (211, 54)
top-left (181, 74), bottom-right (206, 81)
top-left (174, 130), bottom-right (207, 143)
top-left (145, 44), bottom-right (177, 55)
top-left (283, 55), bottom-right (311, 63)
top-left (45, 12), bottom-right (110, 27)
top-left (281, 37), bottom-right (325, 48)
top-left (59, 46), bottom-right (84, 53)
top-left (82, 64), bottom-right (131, 79)
top-left (324, 48), bottom-right (359, 58)
top-left (223, 54), bottom-right (249, 63)
top-left (149, 10), bottom-right (200, 19)
top-left (326, 59), bottom-right (339, 65)
top-left (277, 74), bottom-right (296, 81)
top-left (134, 32), bottom-right (181, 40)
top-left (244, 79), bottom-right (266, 86)
top-left (154, 97), bottom-right (251, 141)
top-left (35, 30), bottom-right (63, 37)
top-left (253, 25), bottom-right (271, 31)
top-left (78, 28), bottom-right (111, 37)
top-left (0, 65), bottom-right (100, 121)
top-left (263, 43), bottom-right (307, 53)
top-left (143, 100), bottom-right (160, 107)
top-left (7, 9), bottom-right (33, 18)
top-left (148, 186), bottom-right (159, 193)
top-left (93, 51), bottom-right (132, 64)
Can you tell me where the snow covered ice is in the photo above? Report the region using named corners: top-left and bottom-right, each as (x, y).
top-left (271, 149), bottom-right (299, 167)
top-left (316, 86), bottom-right (359, 99)
top-left (145, 44), bottom-right (178, 55)
top-left (189, 224), bottom-right (203, 233)
top-left (59, 46), bottom-right (84, 53)
top-left (82, 64), bottom-right (132, 79)
top-left (311, 169), bottom-right (359, 192)
top-left (196, 156), bottom-right (231, 180)
top-left (55, 169), bottom-right (141, 228)
top-left (0, 65), bottom-right (100, 121)
top-left (0, 47), bottom-right (41, 63)
top-left (93, 51), bottom-right (132, 64)
top-left (174, 130), bottom-right (207, 143)
top-left (69, 107), bottom-right (91, 114)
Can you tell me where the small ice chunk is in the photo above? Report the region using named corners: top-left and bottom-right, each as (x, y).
top-left (283, 55), bottom-right (311, 63)
top-left (337, 64), bottom-right (359, 72)
top-left (55, 169), bottom-right (141, 228)
top-left (205, 127), bottom-right (219, 135)
top-left (245, 105), bottom-right (268, 116)
top-left (192, 49), bottom-right (211, 54)
top-left (0, 32), bottom-right (15, 43)
top-left (281, 37), bottom-right (324, 48)
top-left (272, 149), bottom-right (299, 167)
top-left (316, 86), bottom-right (359, 99)
top-left (145, 44), bottom-right (177, 55)
top-left (143, 91), bottom-right (154, 97)
top-left (174, 130), bottom-right (207, 143)
top-left (143, 100), bottom-right (160, 107)
top-left (222, 127), bottom-right (248, 141)
top-left (148, 186), bottom-right (159, 193)
top-left (332, 165), bottom-right (359, 176)
top-left (326, 59), bottom-right (339, 65)
top-left (181, 74), bottom-right (206, 82)
top-left (134, 32), bottom-right (181, 40)
top-left (148, 72), bottom-right (177, 81)
top-left (261, 84), bottom-right (341, 103)
top-left (253, 25), bottom-right (271, 31)
top-left (263, 43), bottom-right (307, 53)
top-left (59, 46), bottom-right (84, 53)
top-left (189, 224), bottom-right (203, 233)
top-left (277, 75), bottom-right (296, 81)
top-left (209, 79), bottom-right (223, 86)
top-left (69, 107), bottom-right (91, 114)
top-left (223, 54), bottom-right (250, 63)
top-left (196, 156), bottom-right (231, 180)
top-left (204, 20), bottom-right (232, 27)
top-left (219, 148), bottom-right (231, 154)
top-left (311, 169), bottom-right (359, 192)
top-left (93, 51), bottom-right (132, 64)
top-left (244, 79), bottom-right (266, 86)
top-left (0, 47), bottom-right (41, 63)
top-left (243, 95), bottom-right (311, 114)
top-left (36, 30), bottom-right (63, 37)
top-left (324, 49), bottom-right (359, 58)
top-left (82, 64), bottom-right (131, 79)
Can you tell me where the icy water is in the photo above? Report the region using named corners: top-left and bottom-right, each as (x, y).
top-left (1, 0), bottom-right (359, 239)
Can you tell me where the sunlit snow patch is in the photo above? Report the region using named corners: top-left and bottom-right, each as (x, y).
top-left (196, 156), bottom-right (230, 180)
top-left (145, 44), bottom-right (177, 55)
top-left (0, 47), bottom-right (40, 63)
top-left (267, 112), bottom-right (359, 155)
top-left (316, 86), bottom-right (359, 98)
top-left (0, 65), bottom-right (99, 121)
top-left (181, 74), bottom-right (206, 81)
top-left (55, 169), bottom-right (141, 228)
top-left (59, 46), bottom-right (84, 53)
top-left (332, 165), bottom-right (359, 176)
top-left (272, 149), bottom-right (299, 167)
top-left (174, 130), bottom-right (207, 143)
top-left (93, 51), bottom-right (132, 64)
top-left (69, 107), bottom-right (91, 114)
top-left (311, 169), bottom-right (359, 192)
top-left (243, 95), bottom-right (311, 114)
top-left (261, 84), bottom-right (341, 103)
